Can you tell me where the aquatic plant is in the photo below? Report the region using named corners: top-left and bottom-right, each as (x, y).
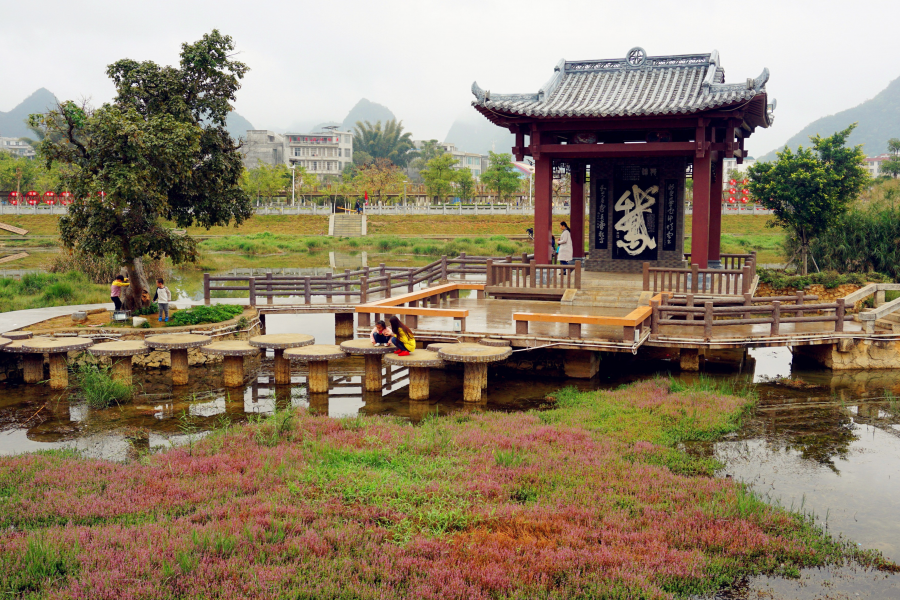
top-left (0, 380), bottom-right (886, 598)
top-left (166, 304), bottom-right (243, 327)
top-left (71, 363), bottom-right (134, 409)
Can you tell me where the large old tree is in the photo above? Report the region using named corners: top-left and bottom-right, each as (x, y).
top-left (30, 30), bottom-right (252, 309)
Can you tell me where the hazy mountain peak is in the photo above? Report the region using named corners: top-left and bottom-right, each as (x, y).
top-left (0, 88), bottom-right (58, 138)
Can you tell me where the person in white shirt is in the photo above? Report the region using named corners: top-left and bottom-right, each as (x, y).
top-left (557, 221), bottom-right (573, 272)
top-left (155, 278), bottom-right (172, 322)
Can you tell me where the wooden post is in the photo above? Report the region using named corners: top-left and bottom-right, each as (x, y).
top-left (344, 269), bottom-right (351, 303)
top-left (650, 299), bottom-right (659, 335)
top-left (334, 313), bottom-right (354, 337)
top-left (486, 259), bottom-right (493, 287)
top-left (743, 292), bottom-right (753, 306)
top-left (360, 276), bottom-right (368, 304)
top-left (266, 272), bottom-right (274, 305)
top-left (407, 270), bottom-right (414, 293)
top-left (741, 265), bottom-right (752, 294)
top-left (441, 255), bottom-right (448, 282)
top-left (642, 262), bottom-right (650, 291)
top-left (770, 301), bottom-right (781, 336)
top-left (691, 127), bottom-right (712, 268)
top-left (171, 348), bottom-right (189, 386)
top-left (385, 273), bottom-right (392, 298)
top-left (203, 273), bottom-right (211, 306)
top-left (568, 322), bottom-right (582, 338)
top-left (709, 157), bottom-right (724, 264)
top-left (686, 294), bottom-right (695, 322)
top-left (529, 260), bottom-right (537, 288)
top-left (796, 289), bottom-right (805, 306)
top-left (304, 277), bottom-right (312, 304)
top-left (458, 317), bottom-right (466, 332)
top-left (623, 325), bottom-right (635, 342)
top-left (570, 162), bottom-right (586, 258)
top-left (703, 302), bottom-right (714, 339)
top-left (691, 264), bottom-right (700, 294)
top-left (325, 272), bottom-right (333, 303)
top-left (516, 320), bottom-right (528, 335)
top-left (835, 298), bottom-right (845, 332)
top-left (533, 156), bottom-right (552, 264)
top-left (407, 314), bottom-right (418, 329)
top-left (574, 260), bottom-right (581, 289)
top-left (248, 277), bottom-right (257, 307)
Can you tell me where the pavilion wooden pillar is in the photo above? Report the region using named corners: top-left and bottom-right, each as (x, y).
top-left (570, 163), bottom-right (585, 258)
top-left (533, 157), bottom-right (553, 264)
top-left (691, 125), bottom-right (712, 269)
top-left (708, 154), bottom-right (724, 267)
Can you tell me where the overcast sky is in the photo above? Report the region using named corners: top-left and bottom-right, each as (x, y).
top-left (3, 0), bottom-right (899, 156)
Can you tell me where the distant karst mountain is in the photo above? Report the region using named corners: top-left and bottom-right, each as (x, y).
top-left (340, 99), bottom-right (397, 131)
top-left (0, 88), bottom-right (58, 138)
top-left (759, 75), bottom-right (900, 162)
top-left (445, 110), bottom-right (515, 156)
top-left (225, 111), bottom-right (255, 141)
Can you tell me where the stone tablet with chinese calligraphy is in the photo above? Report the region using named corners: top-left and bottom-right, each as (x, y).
top-left (612, 166), bottom-right (658, 261)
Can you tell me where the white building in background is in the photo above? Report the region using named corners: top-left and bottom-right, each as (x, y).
top-left (413, 141), bottom-right (489, 178)
top-left (0, 137), bottom-right (36, 159)
top-left (721, 156), bottom-right (755, 176)
top-left (864, 154), bottom-right (894, 178)
top-left (240, 129), bottom-right (353, 177)
top-left (285, 131), bottom-right (353, 176)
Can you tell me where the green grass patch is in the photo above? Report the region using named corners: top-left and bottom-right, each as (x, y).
top-left (166, 304), bottom-right (243, 327)
top-left (0, 271), bottom-right (109, 313)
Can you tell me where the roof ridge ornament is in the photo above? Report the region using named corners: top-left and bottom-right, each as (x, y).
top-left (626, 47), bottom-right (647, 68)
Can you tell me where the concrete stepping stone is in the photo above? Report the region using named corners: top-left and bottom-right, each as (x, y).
top-left (339, 338), bottom-right (396, 392)
top-left (88, 341), bottom-right (150, 384)
top-left (4, 331), bottom-right (32, 340)
top-left (200, 341), bottom-right (260, 387)
top-left (283, 344), bottom-right (347, 393)
top-left (383, 350), bottom-right (444, 400)
top-left (478, 338), bottom-right (511, 347)
top-left (145, 334), bottom-right (212, 386)
top-left (438, 343), bottom-right (512, 402)
top-left (249, 334), bottom-right (315, 385)
top-left (20, 337), bottom-right (94, 389)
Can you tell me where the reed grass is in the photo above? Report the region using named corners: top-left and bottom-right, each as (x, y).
top-left (71, 363), bottom-right (134, 409)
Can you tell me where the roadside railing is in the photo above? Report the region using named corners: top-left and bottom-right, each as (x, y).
top-left (204, 253), bottom-right (534, 306)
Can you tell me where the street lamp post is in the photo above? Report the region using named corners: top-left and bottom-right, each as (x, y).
top-left (289, 164), bottom-right (296, 207)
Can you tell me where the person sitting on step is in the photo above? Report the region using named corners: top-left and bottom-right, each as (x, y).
top-left (388, 316), bottom-right (415, 356)
top-left (369, 320), bottom-right (393, 346)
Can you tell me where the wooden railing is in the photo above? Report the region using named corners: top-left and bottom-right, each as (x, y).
top-left (643, 253), bottom-right (756, 296)
top-left (683, 252), bottom-right (756, 271)
top-left (204, 253), bottom-right (533, 306)
top-left (650, 296), bottom-right (851, 338)
top-left (486, 259), bottom-right (582, 290)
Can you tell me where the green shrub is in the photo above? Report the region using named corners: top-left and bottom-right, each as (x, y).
top-left (134, 303), bottom-right (159, 316)
top-left (73, 364), bottom-right (134, 408)
top-left (167, 304), bottom-right (243, 327)
top-left (757, 268), bottom-right (890, 290)
top-left (41, 282), bottom-right (75, 302)
top-left (304, 238), bottom-right (323, 250)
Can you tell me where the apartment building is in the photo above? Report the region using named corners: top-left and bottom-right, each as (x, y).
top-left (242, 130), bottom-right (284, 167)
top-left (864, 154), bottom-right (894, 178)
top-left (285, 131), bottom-right (353, 176)
top-left (414, 141), bottom-right (489, 178)
top-left (0, 137), bottom-right (36, 159)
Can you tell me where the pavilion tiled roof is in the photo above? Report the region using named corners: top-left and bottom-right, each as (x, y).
top-left (472, 48), bottom-right (774, 126)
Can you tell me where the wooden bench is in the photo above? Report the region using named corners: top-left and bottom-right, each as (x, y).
top-left (356, 282), bottom-right (484, 330)
top-left (513, 294), bottom-right (667, 342)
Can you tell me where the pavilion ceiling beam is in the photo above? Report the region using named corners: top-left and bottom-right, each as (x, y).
top-left (535, 142), bottom-right (696, 158)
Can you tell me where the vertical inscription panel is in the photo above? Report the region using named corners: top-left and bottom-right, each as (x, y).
top-left (594, 180), bottom-right (609, 250)
top-left (612, 166), bottom-right (659, 261)
top-left (662, 180), bottom-right (678, 252)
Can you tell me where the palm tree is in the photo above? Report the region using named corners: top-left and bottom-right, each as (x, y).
top-left (353, 119), bottom-right (416, 167)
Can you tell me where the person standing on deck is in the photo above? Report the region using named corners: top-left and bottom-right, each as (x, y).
top-left (557, 221), bottom-right (573, 272)
top-left (110, 275), bottom-right (129, 311)
top-left (388, 316), bottom-right (415, 356)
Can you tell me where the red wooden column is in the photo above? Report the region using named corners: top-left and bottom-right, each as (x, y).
top-left (569, 162), bottom-right (585, 258)
top-left (708, 156), bottom-right (724, 266)
top-left (533, 157), bottom-right (553, 264)
top-left (691, 145), bottom-right (712, 269)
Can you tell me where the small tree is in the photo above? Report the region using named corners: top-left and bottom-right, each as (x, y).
top-left (748, 124), bottom-right (869, 274)
top-left (30, 31), bottom-right (252, 310)
top-left (880, 138), bottom-right (900, 178)
top-left (421, 153), bottom-right (458, 203)
top-left (455, 167), bottom-right (475, 203)
top-left (353, 158), bottom-right (407, 205)
top-left (481, 152), bottom-right (520, 205)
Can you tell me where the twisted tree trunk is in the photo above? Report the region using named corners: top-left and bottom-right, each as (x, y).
top-left (122, 257), bottom-right (151, 311)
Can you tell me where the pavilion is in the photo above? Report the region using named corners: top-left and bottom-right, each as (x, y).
top-left (471, 47), bottom-right (774, 271)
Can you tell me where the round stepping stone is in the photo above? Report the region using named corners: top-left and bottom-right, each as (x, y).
top-left (340, 339), bottom-right (396, 392)
top-left (438, 343), bottom-right (512, 402)
top-left (200, 341), bottom-right (260, 387)
top-left (0, 338), bottom-right (11, 351)
top-left (20, 337), bottom-right (94, 390)
top-left (383, 350), bottom-right (444, 400)
top-left (284, 345), bottom-right (347, 393)
top-left (426, 342), bottom-right (457, 352)
top-left (478, 338), bottom-right (511, 347)
top-left (145, 334), bottom-right (212, 386)
top-left (4, 331), bottom-right (32, 340)
top-left (89, 341), bottom-right (150, 385)
top-left (249, 334), bottom-right (315, 385)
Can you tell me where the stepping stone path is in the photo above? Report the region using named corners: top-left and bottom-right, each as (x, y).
top-left (4, 332), bottom-right (32, 340)
top-left (145, 334), bottom-right (211, 386)
top-left (284, 345), bottom-right (347, 393)
top-left (249, 334), bottom-right (315, 385)
top-left (20, 337), bottom-right (94, 389)
top-left (478, 338), bottom-right (511, 347)
top-left (438, 343), bottom-right (512, 402)
top-left (383, 350), bottom-right (444, 400)
top-left (339, 339), bottom-right (396, 392)
top-left (200, 341), bottom-right (260, 387)
top-left (426, 343), bottom-right (458, 352)
top-left (89, 341), bottom-right (150, 385)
